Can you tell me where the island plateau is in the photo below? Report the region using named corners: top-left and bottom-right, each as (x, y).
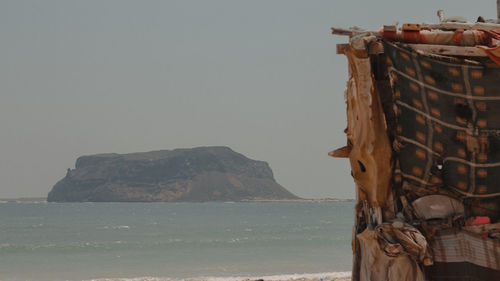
top-left (47, 146), bottom-right (299, 202)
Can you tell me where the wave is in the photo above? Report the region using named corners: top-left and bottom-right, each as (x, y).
top-left (97, 225), bottom-right (131, 230)
top-left (0, 234), bottom-right (340, 253)
top-left (85, 272), bottom-right (351, 281)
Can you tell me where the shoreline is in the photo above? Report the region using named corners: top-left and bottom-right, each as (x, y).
top-left (0, 198), bottom-right (354, 203)
top-left (240, 199), bottom-right (354, 203)
top-left (87, 272), bottom-right (352, 281)
top-left (0, 197), bottom-right (47, 203)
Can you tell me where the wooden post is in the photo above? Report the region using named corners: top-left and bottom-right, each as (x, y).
top-left (497, 0), bottom-right (500, 20)
top-left (437, 9), bottom-right (445, 22)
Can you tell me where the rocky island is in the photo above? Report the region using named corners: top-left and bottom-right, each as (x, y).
top-left (47, 146), bottom-right (299, 202)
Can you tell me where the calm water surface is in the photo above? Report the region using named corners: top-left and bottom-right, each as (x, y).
top-left (0, 202), bottom-right (354, 281)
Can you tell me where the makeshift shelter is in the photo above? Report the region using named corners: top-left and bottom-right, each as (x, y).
top-left (331, 6), bottom-right (500, 281)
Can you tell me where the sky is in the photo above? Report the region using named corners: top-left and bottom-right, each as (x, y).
top-left (0, 0), bottom-right (496, 199)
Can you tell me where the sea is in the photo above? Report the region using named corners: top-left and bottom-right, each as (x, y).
top-left (0, 202), bottom-right (354, 281)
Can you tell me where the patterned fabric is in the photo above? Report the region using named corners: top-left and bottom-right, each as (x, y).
top-left (431, 230), bottom-right (500, 270)
top-left (384, 40), bottom-right (500, 197)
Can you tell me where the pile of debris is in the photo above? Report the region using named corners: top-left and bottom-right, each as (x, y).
top-left (331, 8), bottom-right (500, 281)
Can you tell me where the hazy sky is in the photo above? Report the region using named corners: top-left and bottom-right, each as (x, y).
top-left (0, 0), bottom-right (496, 199)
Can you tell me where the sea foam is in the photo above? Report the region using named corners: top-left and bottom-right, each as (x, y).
top-left (86, 272), bottom-right (351, 281)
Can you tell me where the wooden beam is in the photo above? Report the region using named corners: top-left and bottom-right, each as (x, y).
top-left (336, 43), bottom-right (348, 54)
top-left (498, 0), bottom-right (500, 20)
top-left (421, 22), bottom-right (500, 31)
top-left (328, 146), bottom-right (351, 158)
top-left (360, 42), bottom-right (486, 57)
top-left (331, 27), bottom-right (379, 37)
top-left (406, 44), bottom-right (488, 57)
top-left (437, 10), bottom-right (445, 22)
top-left (369, 42), bottom-right (384, 54)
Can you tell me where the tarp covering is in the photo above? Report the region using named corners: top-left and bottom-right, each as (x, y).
top-left (478, 30), bottom-right (500, 66)
top-left (425, 229), bottom-right (500, 280)
top-left (384, 40), bottom-right (500, 197)
top-left (431, 229), bottom-right (500, 270)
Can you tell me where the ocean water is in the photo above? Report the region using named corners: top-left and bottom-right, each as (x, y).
top-left (0, 202), bottom-right (354, 281)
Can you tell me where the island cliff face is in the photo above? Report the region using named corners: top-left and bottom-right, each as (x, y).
top-left (47, 146), bottom-right (299, 202)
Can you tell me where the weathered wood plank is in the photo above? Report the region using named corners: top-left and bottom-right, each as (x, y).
top-left (406, 44), bottom-right (488, 57)
top-left (421, 22), bottom-right (500, 31)
top-left (331, 27), bottom-right (379, 36)
top-left (336, 43), bottom-right (348, 54)
top-left (498, 0), bottom-right (500, 20)
top-left (328, 145), bottom-right (351, 158)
